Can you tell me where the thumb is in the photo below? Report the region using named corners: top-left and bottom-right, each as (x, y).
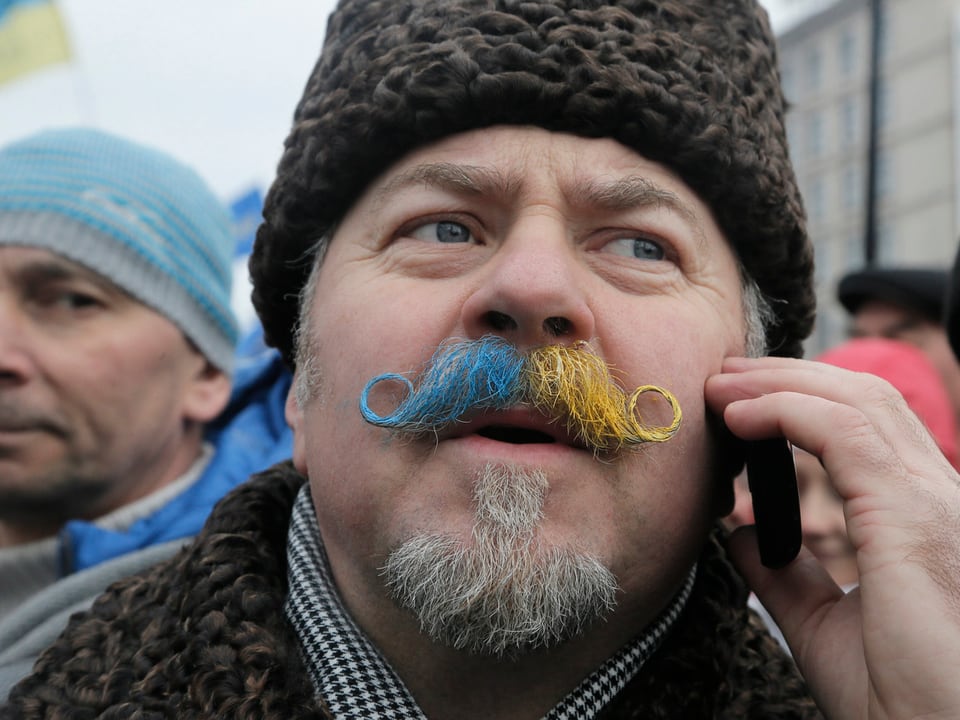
top-left (727, 525), bottom-right (847, 647)
top-left (726, 525), bottom-right (865, 715)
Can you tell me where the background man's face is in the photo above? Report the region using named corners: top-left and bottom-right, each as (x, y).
top-left (288, 126), bottom-right (748, 651)
top-left (0, 246), bottom-right (218, 538)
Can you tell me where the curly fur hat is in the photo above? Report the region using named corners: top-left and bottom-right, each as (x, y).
top-left (251, 0), bottom-right (814, 365)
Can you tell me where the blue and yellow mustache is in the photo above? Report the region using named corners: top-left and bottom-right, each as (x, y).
top-left (359, 336), bottom-right (681, 452)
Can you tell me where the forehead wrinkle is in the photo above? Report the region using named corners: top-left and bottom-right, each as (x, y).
top-left (371, 162), bottom-right (522, 212)
top-left (567, 175), bottom-right (707, 246)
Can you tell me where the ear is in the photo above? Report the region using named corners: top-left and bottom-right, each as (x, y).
top-left (181, 360), bottom-right (232, 423)
top-left (286, 378), bottom-right (309, 474)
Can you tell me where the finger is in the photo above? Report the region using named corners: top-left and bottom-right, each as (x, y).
top-left (705, 360), bottom-right (955, 484)
top-left (707, 358), bottom-right (948, 469)
top-left (729, 391), bottom-right (938, 476)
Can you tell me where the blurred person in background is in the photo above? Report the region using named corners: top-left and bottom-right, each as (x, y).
top-left (0, 127), bottom-right (292, 698)
top-left (838, 266), bottom-right (960, 435)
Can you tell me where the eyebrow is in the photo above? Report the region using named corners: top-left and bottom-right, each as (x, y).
top-left (372, 162), bottom-right (706, 240)
top-left (372, 162), bottom-right (521, 209)
top-left (569, 175), bottom-right (706, 241)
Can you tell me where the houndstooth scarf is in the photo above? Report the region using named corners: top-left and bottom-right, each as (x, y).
top-left (284, 485), bottom-right (694, 719)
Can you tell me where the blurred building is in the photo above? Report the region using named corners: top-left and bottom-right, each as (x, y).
top-left (777, 0), bottom-right (960, 352)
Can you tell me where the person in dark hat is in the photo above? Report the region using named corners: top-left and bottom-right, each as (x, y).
top-left (6, 1), bottom-right (960, 718)
top-left (838, 266), bottom-right (948, 331)
top-left (837, 266), bottom-right (960, 451)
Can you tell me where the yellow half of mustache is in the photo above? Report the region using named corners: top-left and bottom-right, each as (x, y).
top-left (524, 344), bottom-right (682, 451)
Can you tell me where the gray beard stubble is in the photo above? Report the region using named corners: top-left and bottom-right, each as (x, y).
top-left (381, 463), bottom-right (619, 658)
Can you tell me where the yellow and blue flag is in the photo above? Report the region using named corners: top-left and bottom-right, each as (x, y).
top-left (0, 0), bottom-right (70, 85)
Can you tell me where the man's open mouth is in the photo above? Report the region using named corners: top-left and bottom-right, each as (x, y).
top-left (474, 425), bottom-right (557, 444)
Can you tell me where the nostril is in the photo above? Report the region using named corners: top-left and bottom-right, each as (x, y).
top-left (484, 311), bottom-right (517, 332)
top-left (543, 316), bottom-right (572, 336)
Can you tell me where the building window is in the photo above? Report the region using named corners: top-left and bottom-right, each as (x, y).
top-left (781, 64), bottom-right (796, 102)
top-left (876, 151), bottom-right (893, 197)
top-left (842, 165), bottom-right (862, 211)
top-left (877, 218), bottom-right (895, 258)
top-left (813, 234), bottom-right (832, 286)
top-left (807, 176), bottom-right (826, 223)
top-left (839, 27), bottom-right (857, 76)
top-left (876, 1), bottom-right (891, 62)
top-left (786, 112), bottom-right (802, 153)
top-left (846, 227), bottom-right (865, 267)
top-left (807, 110), bottom-right (824, 158)
top-left (806, 45), bottom-right (823, 93)
top-left (840, 98), bottom-right (858, 146)
top-left (876, 81), bottom-right (891, 129)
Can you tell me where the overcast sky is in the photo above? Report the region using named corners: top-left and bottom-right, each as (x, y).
top-left (0, 0), bottom-right (823, 201)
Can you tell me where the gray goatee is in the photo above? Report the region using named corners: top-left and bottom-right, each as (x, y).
top-left (382, 464), bottom-right (619, 657)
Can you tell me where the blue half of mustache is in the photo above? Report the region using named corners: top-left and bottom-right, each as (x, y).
top-left (360, 337), bottom-right (525, 431)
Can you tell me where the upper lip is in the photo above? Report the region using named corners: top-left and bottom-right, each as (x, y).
top-left (439, 407), bottom-right (588, 449)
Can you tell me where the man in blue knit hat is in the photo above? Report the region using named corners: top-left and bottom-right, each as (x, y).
top-left (0, 127), bottom-right (292, 697)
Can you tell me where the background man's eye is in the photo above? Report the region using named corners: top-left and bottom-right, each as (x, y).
top-left (409, 221), bottom-right (473, 244)
top-left (33, 288), bottom-right (100, 310)
top-left (604, 237), bottom-right (666, 260)
top-left (60, 292), bottom-right (100, 309)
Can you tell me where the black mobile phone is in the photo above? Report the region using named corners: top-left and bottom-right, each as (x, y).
top-left (744, 437), bottom-right (801, 569)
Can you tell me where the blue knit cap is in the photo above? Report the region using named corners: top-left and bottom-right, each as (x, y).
top-left (0, 127), bottom-right (238, 373)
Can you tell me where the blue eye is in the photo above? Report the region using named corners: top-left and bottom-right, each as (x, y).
top-left (409, 221), bottom-right (473, 244)
top-left (603, 237), bottom-right (665, 260)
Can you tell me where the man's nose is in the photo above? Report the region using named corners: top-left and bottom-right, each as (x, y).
top-left (460, 219), bottom-right (596, 347)
top-left (0, 297), bottom-right (34, 387)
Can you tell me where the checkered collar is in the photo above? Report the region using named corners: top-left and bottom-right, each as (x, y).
top-left (284, 485), bottom-right (695, 719)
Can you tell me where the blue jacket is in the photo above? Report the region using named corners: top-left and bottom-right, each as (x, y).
top-left (61, 346), bottom-right (293, 574)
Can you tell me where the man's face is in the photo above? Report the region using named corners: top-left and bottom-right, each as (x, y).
top-left (289, 126), bottom-right (748, 651)
top-left (0, 246), bottom-right (226, 540)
